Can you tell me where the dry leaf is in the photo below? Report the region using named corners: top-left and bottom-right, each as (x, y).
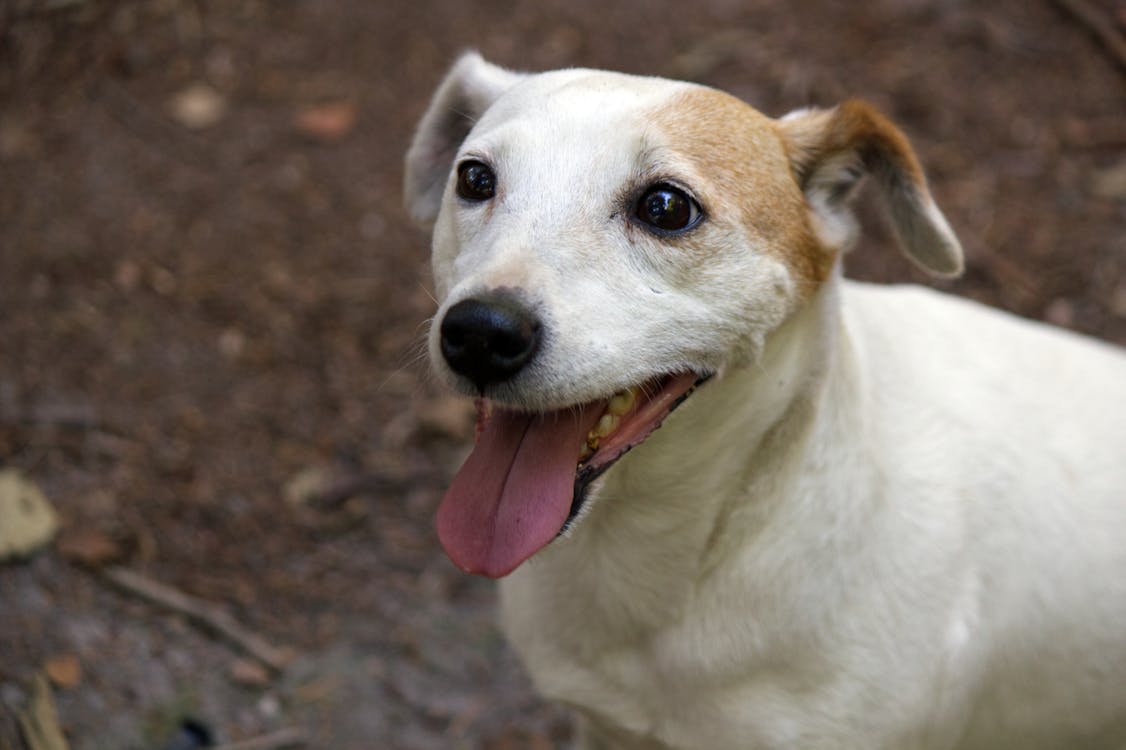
top-left (57, 527), bottom-right (123, 568)
top-left (294, 101), bottom-right (357, 141)
top-left (283, 466), bottom-right (333, 508)
top-left (228, 657), bottom-right (271, 688)
top-left (44, 655), bottom-right (81, 690)
top-left (0, 471), bottom-right (58, 561)
top-left (17, 675), bottom-right (69, 750)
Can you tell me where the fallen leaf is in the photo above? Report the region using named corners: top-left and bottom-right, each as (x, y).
top-left (44, 655), bottom-right (81, 690)
top-left (294, 101), bottom-right (357, 141)
top-left (0, 471), bottom-right (58, 561)
top-left (168, 83), bottom-right (227, 130)
top-left (228, 658), bottom-right (271, 688)
top-left (56, 527), bottom-right (123, 568)
top-left (17, 675), bottom-right (69, 750)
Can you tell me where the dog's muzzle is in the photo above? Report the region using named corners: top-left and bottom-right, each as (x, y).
top-left (439, 291), bottom-right (541, 390)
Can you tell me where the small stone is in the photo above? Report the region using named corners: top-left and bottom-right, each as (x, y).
top-left (168, 83), bottom-right (227, 130)
top-left (217, 328), bottom-right (246, 359)
top-left (257, 693), bottom-right (281, 719)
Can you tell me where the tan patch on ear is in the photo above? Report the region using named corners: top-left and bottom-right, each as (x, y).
top-left (647, 88), bottom-right (835, 295)
top-left (777, 100), bottom-right (963, 277)
top-left (781, 100), bottom-right (925, 192)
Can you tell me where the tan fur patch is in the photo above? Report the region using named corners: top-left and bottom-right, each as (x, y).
top-left (780, 99), bottom-right (927, 195)
top-left (647, 88), bottom-right (835, 294)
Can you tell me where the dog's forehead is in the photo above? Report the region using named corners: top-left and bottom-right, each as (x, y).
top-left (463, 70), bottom-right (791, 207)
top-left (484, 68), bottom-right (694, 129)
top-left (463, 70), bottom-right (704, 176)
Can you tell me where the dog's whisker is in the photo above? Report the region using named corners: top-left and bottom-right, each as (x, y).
top-left (416, 282), bottom-right (440, 307)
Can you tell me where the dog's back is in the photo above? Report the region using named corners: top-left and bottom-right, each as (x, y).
top-left (843, 281), bottom-right (1126, 748)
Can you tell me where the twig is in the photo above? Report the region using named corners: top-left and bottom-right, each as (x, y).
top-left (101, 566), bottom-right (295, 674)
top-left (213, 728), bottom-right (308, 750)
top-left (1052, 0), bottom-right (1126, 73)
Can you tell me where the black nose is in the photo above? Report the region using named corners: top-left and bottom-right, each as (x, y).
top-left (439, 294), bottom-right (542, 389)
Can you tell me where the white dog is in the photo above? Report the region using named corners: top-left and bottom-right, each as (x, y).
top-left (404, 53), bottom-right (1126, 749)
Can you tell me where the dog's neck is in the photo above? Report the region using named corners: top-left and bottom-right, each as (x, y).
top-left (503, 270), bottom-right (864, 642)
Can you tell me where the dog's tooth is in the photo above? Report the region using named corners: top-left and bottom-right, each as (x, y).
top-left (608, 389), bottom-right (636, 416)
top-left (591, 413), bottom-right (619, 439)
top-left (579, 441), bottom-right (593, 461)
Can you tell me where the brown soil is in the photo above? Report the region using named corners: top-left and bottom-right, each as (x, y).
top-left (1, 1), bottom-right (1123, 748)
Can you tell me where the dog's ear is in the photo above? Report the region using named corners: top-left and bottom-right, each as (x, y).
top-left (777, 101), bottom-right (963, 277)
top-left (404, 52), bottom-right (527, 225)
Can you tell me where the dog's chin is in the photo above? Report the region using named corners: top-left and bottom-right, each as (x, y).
top-left (435, 370), bottom-right (711, 578)
top-left (563, 371), bottom-right (711, 529)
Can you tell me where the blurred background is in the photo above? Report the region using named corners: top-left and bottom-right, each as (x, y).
top-left (0, 0), bottom-right (1123, 748)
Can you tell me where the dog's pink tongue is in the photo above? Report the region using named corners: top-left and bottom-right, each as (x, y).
top-left (436, 405), bottom-right (601, 578)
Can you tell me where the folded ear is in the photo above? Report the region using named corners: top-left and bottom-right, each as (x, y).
top-left (777, 101), bottom-right (963, 277)
top-left (403, 52), bottom-right (527, 225)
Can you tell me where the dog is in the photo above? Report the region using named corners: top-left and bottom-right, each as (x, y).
top-left (403, 52), bottom-right (1126, 749)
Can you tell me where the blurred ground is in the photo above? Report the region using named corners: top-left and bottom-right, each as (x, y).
top-left (0, 0), bottom-right (1123, 748)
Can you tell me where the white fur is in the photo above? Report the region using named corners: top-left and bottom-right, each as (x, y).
top-left (406, 55), bottom-right (1126, 749)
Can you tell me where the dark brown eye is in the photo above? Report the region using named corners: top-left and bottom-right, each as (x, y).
top-left (635, 184), bottom-right (702, 233)
top-left (456, 161), bottom-right (496, 201)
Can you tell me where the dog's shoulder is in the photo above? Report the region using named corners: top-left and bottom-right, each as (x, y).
top-left (841, 279), bottom-right (1126, 375)
top-left (836, 278), bottom-right (1126, 490)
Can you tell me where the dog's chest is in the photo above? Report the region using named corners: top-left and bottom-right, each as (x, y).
top-left (499, 555), bottom-right (817, 749)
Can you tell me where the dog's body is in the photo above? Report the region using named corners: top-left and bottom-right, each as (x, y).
top-left (405, 54), bottom-right (1126, 749)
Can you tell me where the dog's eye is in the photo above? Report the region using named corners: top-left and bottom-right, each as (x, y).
top-left (635, 184), bottom-right (702, 233)
top-left (456, 161), bottom-right (496, 202)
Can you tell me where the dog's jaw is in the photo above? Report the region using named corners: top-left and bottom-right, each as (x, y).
top-left (435, 371), bottom-right (706, 578)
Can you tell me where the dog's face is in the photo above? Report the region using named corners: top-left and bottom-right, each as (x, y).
top-left (405, 53), bottom-right (961, 578)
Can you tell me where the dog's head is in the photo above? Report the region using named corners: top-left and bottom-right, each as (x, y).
top-left (405, 53), bottom-right (962, 577)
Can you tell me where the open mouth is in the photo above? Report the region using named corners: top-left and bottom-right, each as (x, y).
top-left (435, 371), bottom-right (708, 578)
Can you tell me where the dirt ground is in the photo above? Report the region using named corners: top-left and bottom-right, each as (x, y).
top-left (0, 0), bottom-right (1123, 748)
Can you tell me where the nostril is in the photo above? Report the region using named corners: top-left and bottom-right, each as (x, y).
top-left (439, 294), bottom-right (541, 388)
top-left (491, 323), bottom-right (539, 360)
